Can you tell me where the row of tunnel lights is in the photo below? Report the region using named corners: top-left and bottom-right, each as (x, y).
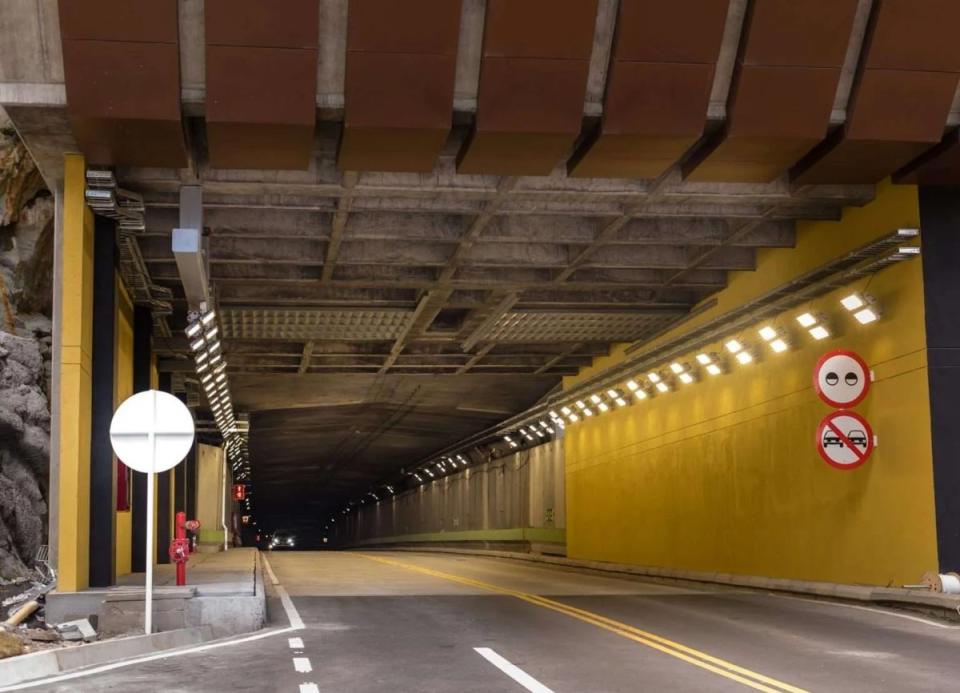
top-left (503, 292), bottom-right (882, 438)
top-left (184, 309), bottom-right (252, 492)
top-left (326, 291), bottom-right (885, 516)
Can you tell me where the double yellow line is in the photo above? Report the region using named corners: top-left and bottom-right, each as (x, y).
top-left (359, 553), bottom-right (807, 693)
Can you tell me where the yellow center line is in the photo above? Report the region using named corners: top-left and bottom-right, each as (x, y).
top-left (359, 553), bottom-right (808, 693)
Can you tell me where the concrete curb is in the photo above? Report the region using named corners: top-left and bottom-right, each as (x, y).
top-left (373, 545), bottom-right (960, 621)
top-left (0, 626), bottom-right (214, 689)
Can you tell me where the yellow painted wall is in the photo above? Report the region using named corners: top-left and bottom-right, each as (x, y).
top-left (57, 154), bottom-right (95, 592)
top-left (114, 278), bottom-right (134, 576)
top-left (565, 182), bottom-right (937, 586)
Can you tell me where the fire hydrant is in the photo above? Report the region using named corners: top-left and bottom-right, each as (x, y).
top-left (169, 512), bottom-right (201, 586)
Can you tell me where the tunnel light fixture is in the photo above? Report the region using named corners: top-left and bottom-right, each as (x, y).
top-left (633, 387), bottom-right (648, 400)
top-left (626, 379), bottom-right (639, 392)
top-left (597, 402), bottom-right (610, 413)
top-left (204, 327), bottom-right (218, 341)
top-left (678, 372), bottom-right (694, 385)
top-left (548, 410), bottom-right (559, 419)
top-left (583, 407), bottom-right (594, 417)
top-left (647, 372), bottom-right (661, 383)
top-left (809, 325), bottom-right (830, 340)
top-left (196, 351), bottom-right (208, 364)
top-left (758, 326), bottom-right (790, 354)
top-left (796, 312), bottom-right (817, 328)
top-left (669, 362), bottom-right (684, 375)
top-left (758, 326), bottom-right (778, 342)
top-left (201, 310), bottom-right (216, 326)
top-left (197, 361), bottom-right (209, 374)
top-left (606, 389), bottom-right (619, 399)
top-left (706, 363), bottom-right (723, 376)
top-left (615, 397), bottom-right (628, 407)
top-left (655, 382), bottom-right (670, 394)
top-left (185, 322), bottom-right (202, 338)
top-left (190, 338), bottom-right (205, 352)
top-left (576, 400), bottom-right (586, 410)
top-left (841, 292), bottom-right (881, 325)
top-left (568, 413), bottom-right (580, 423)
top-left (769, 338), bottom-right (789, 353)
top-left (215, 373), bottom-right (227, 383)
top-left (561, 406), bottom-right (572, 416)
top-left (590, 394), bottom-right (602, 405)
top-left (724, 339), bottom-right (744, 354)
top-left (735, 350), bottom-right (754, 365)
top-left (696, 353), bottom-right (712, 366)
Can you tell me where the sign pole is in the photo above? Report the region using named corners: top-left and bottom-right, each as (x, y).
top-left (145, 470), bottom-right (155, 635)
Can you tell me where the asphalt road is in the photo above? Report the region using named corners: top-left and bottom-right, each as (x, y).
top-left (15, 551), bottom-right (960, 692)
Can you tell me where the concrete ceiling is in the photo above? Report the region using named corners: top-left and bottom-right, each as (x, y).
top-left (7, 0), bottom-right (950, 529)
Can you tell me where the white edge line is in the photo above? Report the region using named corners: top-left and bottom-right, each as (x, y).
top-left (474, 647), bottom-right (555, 693)
top-left (0, 627), bottom-right (297, 691)
top-left (262, 554), bottom-right (305, 630)
top-left (770, 593), bottom-right (960, 630)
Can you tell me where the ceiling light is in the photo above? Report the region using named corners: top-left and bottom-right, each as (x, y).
top-left (208, 340), bottom-right (222, 353)
top-left (725, 339), bottom-right (743, 354)
top-left (678, 372), bottom-right (694, 384)
top-left (606, 389), bottom-right (619, 399)
top-left (190, 338), bottom-right (205, 352)
top-left (758, 326), bottom-right (778, 341)
top-left (854, 308), bottom-right (879, 324)
top-left (655, 382), bottom-right (669, 393)
top-left (706, 364), bottom-right (722, 376)
top-left (634, 388), bottom-right (648, 400)
top-left (583, 408), bottom-right (594, 417)
top-left (648, 372), bottom-right (661, 383)
top-left (696, 354), bottom-right (712, 366)
top-left (204, 327), bottom-right (218, 341)
top-left (796, 313), bottom-right (817, 328)
top-left (215, 373), bottom-right (227, 383)
top-left (561, 406), bottom-right (572, 416)
top-left (196, 351), bottom-right (208, 364)
top-left (615, 397), bottom-right (628, 407)
top-left (197, 361), bottom-right (209, 373)
top-left (626, 380), bottom-right (639, 391)
top-left (549, 410), bottom-right (559, 419)
top-left (597, 402), bottom-right (609, 413)
top-left (576, 401), bottom-right (586, 410)
top-left (201, 310), bottom-right (216, 326)
top-left (770, 338), bottom-right (789, 353)
top-left (841, 293), bottom-right (866, 311)
top-left (185, 322), bottom-right (202, 338)
top-left (590, 394), bottom-right (602, 405)
top-left (669, 363), bottom-right (684, 375)
top-left (809, 325), bottom-right (830, 340)
top-left (736, 351), bottom-right (754, 365)
top-left (568, 413), bottom-right (580, 423)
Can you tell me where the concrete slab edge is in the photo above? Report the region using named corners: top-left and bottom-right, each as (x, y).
top-left (0, 625), bottom-right (215, 688)
top-left (371, 545), bottom-right (960, 621)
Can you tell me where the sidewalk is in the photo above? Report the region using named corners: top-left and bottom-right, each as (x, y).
top-left (46, 548), bottom-right (264, 636)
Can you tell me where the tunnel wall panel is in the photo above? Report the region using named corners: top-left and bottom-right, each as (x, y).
top-left (342, 441), bottom-right (565, 546)
top-left (564, 181), bottom-right (937, 587)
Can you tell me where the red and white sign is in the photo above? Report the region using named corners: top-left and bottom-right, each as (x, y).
top-left (816, 410), bottom-right (874, 470)
top-left (814, 350), bottom-right (871, 408)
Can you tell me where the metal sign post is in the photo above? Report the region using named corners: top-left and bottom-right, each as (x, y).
top-left (110, 390), bottom-right (195, 635)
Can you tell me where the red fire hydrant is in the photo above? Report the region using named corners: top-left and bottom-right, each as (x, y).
top-left (169, 512), bottom-right (201, 586)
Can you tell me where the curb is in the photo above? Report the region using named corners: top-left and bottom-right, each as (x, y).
top-left (0, 626), bottom-right (214, 689)
top-left (370, 545), bottom-right (960, 621)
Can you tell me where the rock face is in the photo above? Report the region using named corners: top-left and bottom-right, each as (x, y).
top-left (0, 109), bottom-right (52, 581)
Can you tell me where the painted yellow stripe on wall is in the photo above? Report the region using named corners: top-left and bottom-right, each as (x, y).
top-left (57, 154), bottom-right (94, 592)
top-left (359, 554), bottom-right (806, 693)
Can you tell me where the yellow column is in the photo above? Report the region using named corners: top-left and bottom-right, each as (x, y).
top-left (114, 278), bottom-right (134, 576)
top-left (57, 154), bottom-right (95, 592)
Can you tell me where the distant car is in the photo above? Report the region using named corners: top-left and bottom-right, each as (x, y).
top-left (266, 531), bottom-right (296, 550)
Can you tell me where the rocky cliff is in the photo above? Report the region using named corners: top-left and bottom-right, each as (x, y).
top-left (0, 109), bottom-right (53, 580)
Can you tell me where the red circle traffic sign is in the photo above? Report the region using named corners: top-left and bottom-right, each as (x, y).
top-left (813, 350), bottom-right (871, 408)
top-left (816, 410), bottom-right (874, 470)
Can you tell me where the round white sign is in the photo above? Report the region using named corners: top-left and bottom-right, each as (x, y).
top-left (110, 390), bottom-right (195, 474)
top-left (813, 350), bottom-right (871, 408)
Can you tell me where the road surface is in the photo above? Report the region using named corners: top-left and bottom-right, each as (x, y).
top-left (14, 551), bottom-right (960, 692)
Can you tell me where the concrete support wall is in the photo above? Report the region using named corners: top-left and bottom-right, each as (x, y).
top-left (564, 182), bottom-right (937, 587)
top-left (338, 441), bottom-right (566, 547)
top-left (196, 444), bottom-right (232, 551)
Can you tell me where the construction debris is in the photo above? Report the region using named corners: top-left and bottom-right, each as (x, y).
top-left (56, 619), bottom-right (97, 643)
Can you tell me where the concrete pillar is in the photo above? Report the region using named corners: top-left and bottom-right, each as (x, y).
top-left (919, 187), bottom-right (960, 571)
top-left (130, 306), bottom-right (152, 572)
top-left (88, 214), bottom-right (117, 587)
top-left (55, 154), bottom-right (95, 592)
